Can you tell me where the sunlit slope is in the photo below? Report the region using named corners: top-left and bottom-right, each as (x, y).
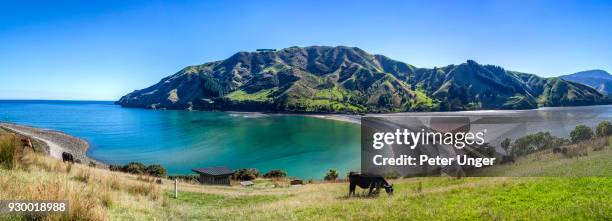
top-left (117, 46), bottom-right (609, 113)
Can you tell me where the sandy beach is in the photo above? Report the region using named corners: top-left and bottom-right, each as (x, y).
top-left (226, 111), bottom-right (362, 124)
top-left (307, 114), bottom-right (361, 124)
top-left (0, 122), bottom-right (105, 167)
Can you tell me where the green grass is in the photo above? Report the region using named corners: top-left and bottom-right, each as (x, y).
top-left (286, 98), bottom-right (364, 113)
top-left (409, 89), bottom-right (439, 111)
top-left (169, 191), bottom-right (290, 208)
top-left (475, 137), bottom-right (612, 177)
top-left (292, 177), bottom-right (611, 220)
top-left (225, 88), bottom-right (275, 102)
top-left (313, 87), bottom-right (345, 101)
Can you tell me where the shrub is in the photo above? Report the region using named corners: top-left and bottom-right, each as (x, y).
top-left (263, 169), bottom-right (287, 178)
top-left (167, 175), bottom-right (199, 183)
top-left (512, 132), bottom-right (565, 156)
top-left (88, 162), bottom-right (96, 167)
top-left (501, 138), bottom-right (511, 156)
top-left (500, 155), bottom-right (515, 164)
top-left (124, 162), bottom-right (146, 174)
top-left (592, 137), bottom-right (608, 151)
top-left (109, 164), bottom-right (123, 171)
top-left (596, 120), bottom-right (612, 137)
top-left (564, 144), bottom-right (588, 158)
top-left (324, 169), bottom-right (339, 181)
top-left (0, 136), bottom-right (17, 169)
top-left (570, 125), bottom-right (593, 143)
top-left (232, 168), bottom-right (259, 181)
top-left (145, 164), bottom-right (167, 177)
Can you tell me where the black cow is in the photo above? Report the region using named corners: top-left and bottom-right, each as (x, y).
top-left (62, 152), bottom-right (74, 163)
top-left (348, 172), bottom-right (393, 197)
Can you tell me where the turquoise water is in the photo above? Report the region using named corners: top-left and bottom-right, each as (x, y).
top-left (0, 100), bottom-right (361, 179)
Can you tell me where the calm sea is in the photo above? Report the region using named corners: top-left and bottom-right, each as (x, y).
top-left (2, 100), bottom-right (610, 179)
top-left (0, 100), bottom-right (361, 179)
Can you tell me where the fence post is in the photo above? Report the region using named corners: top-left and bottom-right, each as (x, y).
top-left (174, 179), bottom-right (178, 198)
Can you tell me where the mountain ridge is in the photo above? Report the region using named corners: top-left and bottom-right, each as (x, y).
top-left (116, 46), bottom-right (609, 113)
top-left (560, 70), bottom-right (612, 95)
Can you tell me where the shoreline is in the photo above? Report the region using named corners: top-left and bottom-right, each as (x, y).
top-left (0, 122), bottom-right (106, 167)
top-left (226, 112), bottom-right (362, 124)
top-left (301, 114), bottom-right (361, 124)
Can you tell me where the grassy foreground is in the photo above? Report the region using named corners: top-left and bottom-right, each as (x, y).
top-left (0, 130), bottom-right (611, 220)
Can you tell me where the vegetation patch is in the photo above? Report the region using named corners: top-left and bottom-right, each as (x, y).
top-left (225, 88), bottom-right (275, 102)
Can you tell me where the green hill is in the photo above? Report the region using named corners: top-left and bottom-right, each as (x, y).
top-left (116, 46), bottom-right (609, 113)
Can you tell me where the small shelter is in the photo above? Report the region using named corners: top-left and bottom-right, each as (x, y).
top-left (192, 166), bottom-right (234, 186)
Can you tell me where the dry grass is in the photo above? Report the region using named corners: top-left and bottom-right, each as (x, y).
top-left (0, 135), bottom-right (18, 169)
top-left (565, 143), bottom-right (589, 157)
top-left (592, 136), bottom-right (609, 151)
top-left (0, 144), bottom-right (168, 220)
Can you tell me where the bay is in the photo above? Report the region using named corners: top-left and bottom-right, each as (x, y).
top-left (0, 100), bottom-right (361, 179)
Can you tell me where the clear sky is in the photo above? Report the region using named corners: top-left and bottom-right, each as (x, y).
top-left (0, 0), bottom-right (610, 100)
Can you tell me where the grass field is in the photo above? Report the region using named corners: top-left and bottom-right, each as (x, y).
top-left (0, 129), bottom-right (611, 220)
top-left (475, 138), bottom-right (612, 177)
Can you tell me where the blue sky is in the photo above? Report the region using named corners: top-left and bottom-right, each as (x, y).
top-left (0, 0), bottom-right (610, 100)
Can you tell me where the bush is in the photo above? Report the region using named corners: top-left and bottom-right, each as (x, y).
top-left (124, 162), bottom-right (146, 174)
top-left (564, 144), bottom-right (588, 158)
top-left (167, 175), bottom-right (199, 183)
top-left (263, 169), bottom-right (287, 178)
top-left (0, 136), bottom-right (17, 169)
top-left (501, 138), bottom-right (511, 156)
top-left (596, 120), bottom-right (612, 137)
top-left (592, 137), bottom-right (608, 151)
top-left (145, 164), bottom-right (167, 177)
top-left (324, 169), bottom-right (339, 181)
top-left (109, 162), bottom-right (167, 177)
top-left (109, 164), bottom-right (123, 171)
top-left (571, 125), bottom-right (593, 143)
top-left (512, 132), bottom-right (565, 156)
top-left (232, 168), bottom-right (259, 181)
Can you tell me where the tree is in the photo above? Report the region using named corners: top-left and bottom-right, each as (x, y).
top-left (232, 168), bottom-right (260, 181)
top-left (570, 125), bottom-right (593, 143)
top-left (596, 120), bottom-right (612, 137)
top-left (145, 164), bottom-right (167, 177)
top-left (510, 132), bottom-right (564, 156)
top-left (124, 162), bottom-right (146, 174)
top-left (501, 138), bottom-right (511, 156)
top-left (324, 169), bottom-right (339, 181)
top-left (263, 169), bottom-right (287, 178)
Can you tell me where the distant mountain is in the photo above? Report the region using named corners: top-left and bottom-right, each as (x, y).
top-left (560, 70), bottom-right (612, 95)
top-left (116, 46), bottom-right (609, 113)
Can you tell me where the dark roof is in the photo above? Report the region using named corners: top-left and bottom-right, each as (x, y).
top-left (192, 166), bottom-right (234, 176)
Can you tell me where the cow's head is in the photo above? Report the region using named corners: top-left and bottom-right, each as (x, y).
top-left (384, 184), bottom-right (394, 196)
